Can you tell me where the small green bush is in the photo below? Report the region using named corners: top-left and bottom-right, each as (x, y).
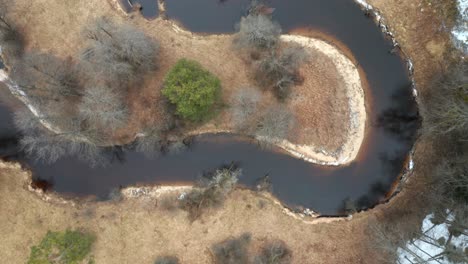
top-left (28, 229), bottom-right (95, 264)
top-left (162, 59), bottom-right (221, 122)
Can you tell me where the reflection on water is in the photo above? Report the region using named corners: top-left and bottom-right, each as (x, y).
top-left (377, 84), bottom-right (421, 143)
top-left (0, 0), bottom-right (420, 215)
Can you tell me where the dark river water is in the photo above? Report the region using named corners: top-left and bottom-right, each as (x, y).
top-left (0, 0), bottom-right (420, 215)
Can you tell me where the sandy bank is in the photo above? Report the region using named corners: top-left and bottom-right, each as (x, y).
top-left (1, 0), bottom-right (368, 167)
top-left (275, 35), bottom-right (366, 165)
top-left (183, 31), bottom-right (367, 166)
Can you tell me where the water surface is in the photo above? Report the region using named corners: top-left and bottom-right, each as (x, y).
top-left (0, 0), bottom-right (420, 215)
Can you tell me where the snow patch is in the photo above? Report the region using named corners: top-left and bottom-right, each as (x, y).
top-left (397, 212), bottom-right (468, 264)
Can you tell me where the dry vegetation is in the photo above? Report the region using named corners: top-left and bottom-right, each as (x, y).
top-left (0, 0), bottom-right (465, 263)
top-left (0, 162), bottom-right (380, 263)
top-left (1, 0), bottom-right (357, 165)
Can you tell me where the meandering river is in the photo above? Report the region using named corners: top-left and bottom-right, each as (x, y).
top-left (0, 0), bottom-right (420, 215)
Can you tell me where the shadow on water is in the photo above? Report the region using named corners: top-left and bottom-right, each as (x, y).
top-left (0, 0), bottom-right (420, 215)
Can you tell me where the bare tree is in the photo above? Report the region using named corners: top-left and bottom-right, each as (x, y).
top-left (422, 62), bottom-right (468, 136)
top-left (230, 87), bottom-right (262, 131)
top-left (79, 83), bottom-right (129, 132)
top-left (135, 133), bottom-right (162, 157)
top-left (179, 166), bottom-right (241, 220)
top-left (11, 53), bottom-right (83, 102)
top-left (135, 113), bottom-right (174, 156)
top-left (369, 220), bottom-right (417, 264)
top-left (233, 5), bottom-right (308, 100)
top-left (14, 109), bottom-right (102, 165)
top-left (370, 207), bottom-right (468, 264)
top-left (434, 156), bottom-right (468, 204)
top-left (6, 17), bottom-right (163, 165)
top-left (255, 105), bottom-right (294, 144)
top-left (255, 45), bottom-right (308, 99)
top-left (234, 14), bottom-right (281, 50)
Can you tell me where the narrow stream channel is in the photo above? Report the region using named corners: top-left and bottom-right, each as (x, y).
top-left (0, 0), bottom-right (420, 215)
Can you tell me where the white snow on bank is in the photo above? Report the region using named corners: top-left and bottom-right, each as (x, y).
top-left (397, 212), bottom-right (468, 264)
top-left (354, 0), bottom-right (372, 10)
top-left (452, 0), bottom-right (468, 53)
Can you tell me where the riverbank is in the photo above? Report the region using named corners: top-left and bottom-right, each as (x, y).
top-left (0, 0), bottom-right (458, 262)
top-left (0, 160), bottom-right (375, 263)
top-left (3, 0), bottom-right (367, 166)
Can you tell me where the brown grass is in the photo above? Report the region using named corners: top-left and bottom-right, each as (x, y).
top-left (0, 0), bottom-right (460, 263)
top-left (0, 162), bottom-right (379, 264)
top-left (5, 0), bottom-right (353, 152)
top-left (288, 47), bottom-right (350, 151)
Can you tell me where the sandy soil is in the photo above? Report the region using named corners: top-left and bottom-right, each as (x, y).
top-left (0, 0), bottom-right (460, 263)
top-left (2, 0), bottom-right (367, 165)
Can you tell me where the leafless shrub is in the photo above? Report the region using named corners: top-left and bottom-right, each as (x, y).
top-left (231, 87), bottom-right (262, 131)
top-left (11, 53), bottom-right (83, 119)
top-left (233, 6), bottom-right (308, 100)
top-left (19, 134), bottom-right (69, 163)
top-left (254, 240), bottom-right (292, 264)
top-left (79, 84), bottom-right (129, 132)
top-left (14, 109), bottom-right (102, 165)
top-left (179, 167), bottom-right (241, 220)
top-left (368, 220), bottom-right (412, 264)
top-left (369, 207), bottom-right (468, 264)
top-left (166, 140), bottom-right (188, 155)
top-left (81, 17), bottom-right (159, 85)
top-left (66, 140), bottom-right (103, 166)
top-left (211, 233), bottom-right (252, 264)
top-left (154, 256), bottom-right (179, 264)
top-left (14, 109), bottom-right (72, 163)
top-left (255, 175), bottom-right (272, 193)
top-left (434, 156), bottom-right (468, 204)
top-left (255, 105), bottom-right (294, 145)
top-left (6, 18), bottom-right (162, 165)
top-left (135, 132), bottom-right (162, 157)
top-left (234, 14), bottom-right (281, 50)
top-left (255, 45), bottom-right (308, 99)
top-left (422, 62), bottom-right (468, 136)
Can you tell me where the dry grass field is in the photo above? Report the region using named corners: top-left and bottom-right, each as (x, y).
top-left (0, 0), bottom-right (459, 263)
